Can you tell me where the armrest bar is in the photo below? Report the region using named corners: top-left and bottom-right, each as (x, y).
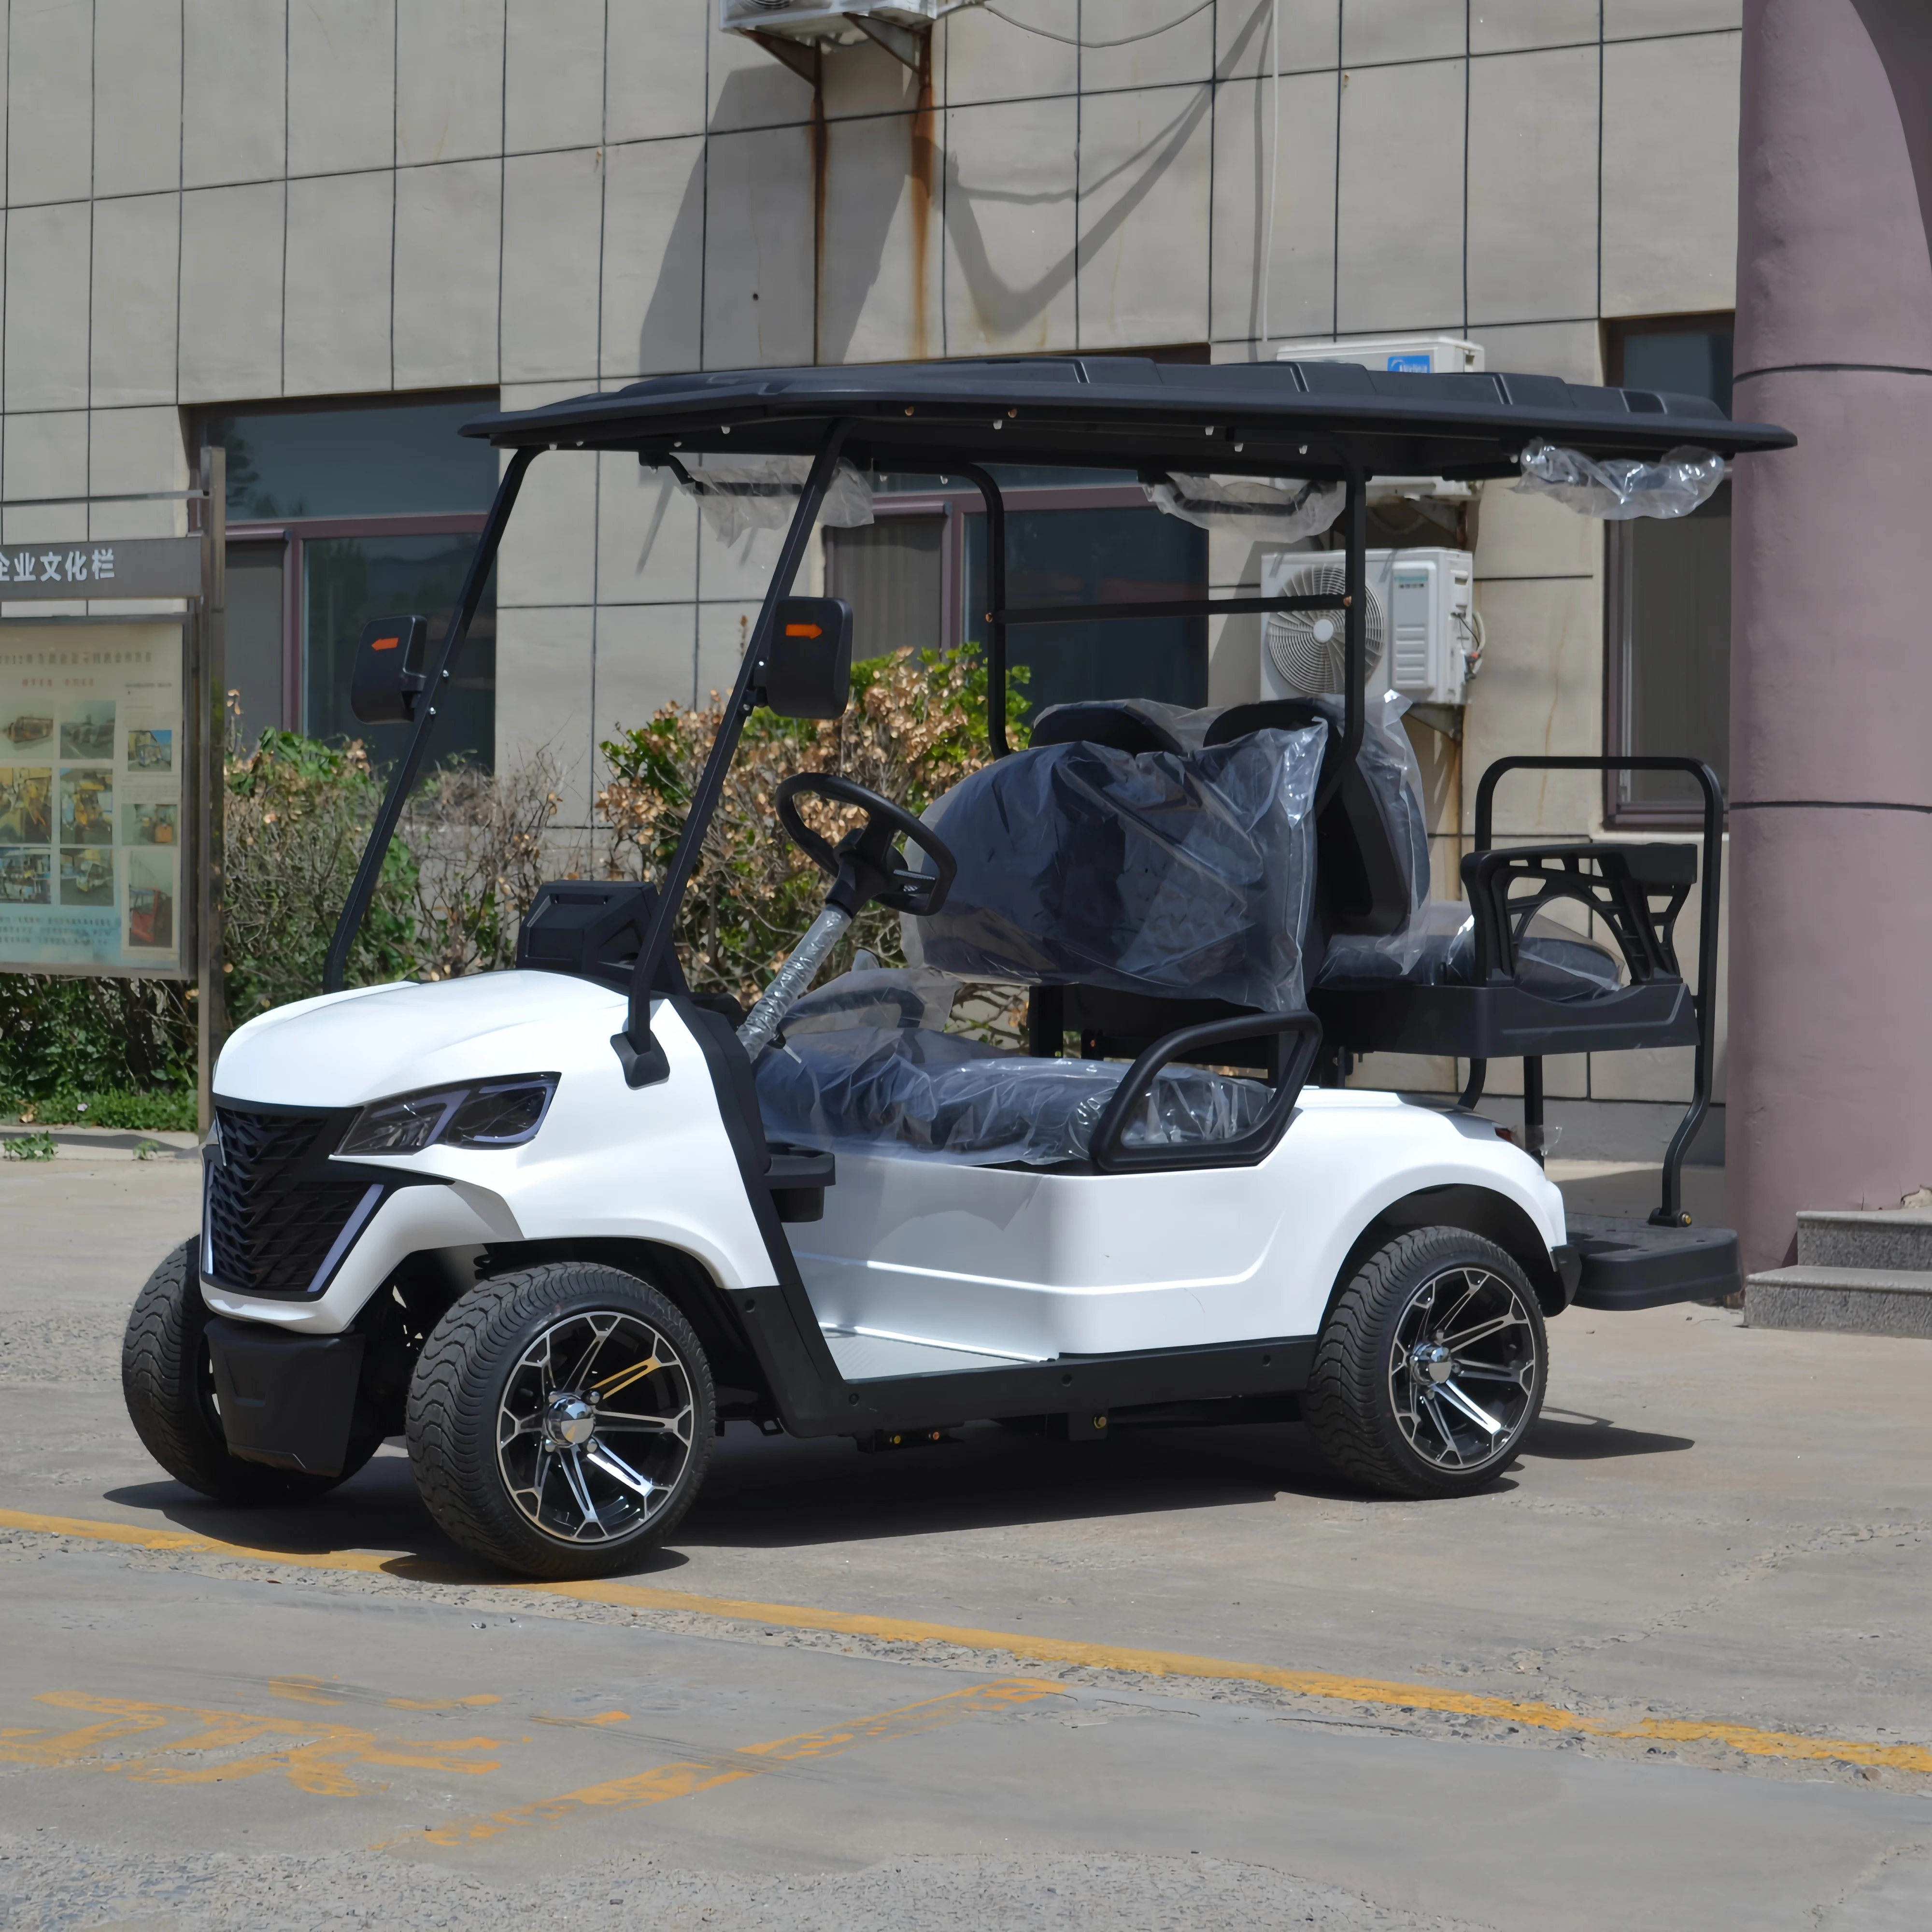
top-left (1089, 1012), bottom-right (1324, 1175)
top-left (1471, 756), bottom-right (1723, 1228)
top-left (1460, 841), bottom-right (1696, 987)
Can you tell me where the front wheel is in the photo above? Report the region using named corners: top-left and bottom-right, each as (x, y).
top-left (406, 1263), bottom-right (714, 1580)
top-left (1304, 1226), bottom-right (1548, 1499)
top-left (121, 1239), bottom-right (365, 1505)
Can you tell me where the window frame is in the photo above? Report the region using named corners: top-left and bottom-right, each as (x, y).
top-left (189, 392), bottom-right (498, 738)
top-left (224, 513), bottom-right (490, 734)
top-left (834, 480), bottom-right (1176, 657)
top-left (1600, 312), bottom-right (1735, 830)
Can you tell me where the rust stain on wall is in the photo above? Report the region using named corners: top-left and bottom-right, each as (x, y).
top-left (909, 42), bottom-right (937, 361)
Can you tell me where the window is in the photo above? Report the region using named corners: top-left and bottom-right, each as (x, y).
top-left (824, 468), bottom-right (1209, 722)
top-left (1604, 317), bottom-right (1734, 821)
top-left (196, 394), bottom-right (499, 767)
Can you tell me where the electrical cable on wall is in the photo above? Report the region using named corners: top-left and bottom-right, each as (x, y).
top-left (980, 1), bottom-right (1216, 49)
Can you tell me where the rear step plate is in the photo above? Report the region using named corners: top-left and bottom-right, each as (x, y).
top-left (1562, 1213), bottom-right (1741, 1311)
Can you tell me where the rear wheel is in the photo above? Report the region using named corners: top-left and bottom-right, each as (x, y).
top-left (121, 1239), bottom-right (364, 1505)
top-left (1304, 1226), bottom-right (1547, 1499)
top-left (406, 1263), bottom-right (714, 1580)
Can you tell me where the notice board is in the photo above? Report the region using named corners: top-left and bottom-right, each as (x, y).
top-left (0, 619), bottom-right (188, 976)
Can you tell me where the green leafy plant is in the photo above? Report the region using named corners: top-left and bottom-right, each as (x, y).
top-left (223, 730), bottom-right (421, 1018)
top-left (11, 1088), bottom-right (198, 1132)
top-left (0, 649), bottom-right (1009, 1101)
top-left (0, 975), bottom-right (194, 1109)
top-left (1, 1130), bottom-right (57, 1162)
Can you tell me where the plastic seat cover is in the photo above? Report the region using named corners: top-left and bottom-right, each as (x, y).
top-left (755, 1021), bottom-right (1272, 1167)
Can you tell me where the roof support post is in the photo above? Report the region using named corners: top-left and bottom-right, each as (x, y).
top-left (323, 445), bottom-right (540, 995)
top-left (1326, 453), bottom-right (1368, 814)
top-left (623, 418), bottom-right (852, 1069)
top-left (952, 463), bottom-right (1009, 756)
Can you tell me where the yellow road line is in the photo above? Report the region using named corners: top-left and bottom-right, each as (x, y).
top-left (400, 1679), bottom-right (1057, 1847)
top-left (6, 1506), bottom-right (1928, 1776)
top-left (0, 1689), bottom-right (502, 1796)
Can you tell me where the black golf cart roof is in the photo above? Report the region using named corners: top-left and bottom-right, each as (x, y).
top-left (462, 357), bottom-right (1793, 481)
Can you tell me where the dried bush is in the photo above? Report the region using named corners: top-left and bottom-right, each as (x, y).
top-left (400, 756), bottom-right (577, 981)
top-left (223, 732), bottom-right (418, 1018)
top-left (597, 647), bottom-right (1023, 1008)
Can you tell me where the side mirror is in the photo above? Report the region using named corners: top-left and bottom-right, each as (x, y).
top-left (351, 615), bottom-right (430, 724)
top-left (759, 598), bottom-right (852, 719)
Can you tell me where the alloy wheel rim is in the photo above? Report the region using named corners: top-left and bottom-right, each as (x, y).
top-left (497, 1310), bottom-right (696, 1545)
top-left (1386, 1266), bottom-right (1539, 1472)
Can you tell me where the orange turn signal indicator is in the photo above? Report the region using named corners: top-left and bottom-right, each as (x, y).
top-left (370, 635), bottom-right (401, 652)
top-left (783, 622), bottom-right (824, 639)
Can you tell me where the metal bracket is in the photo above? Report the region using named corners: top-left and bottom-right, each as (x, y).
top-left (740, 28), bottom-right (821, 87)
top-left (844, 14), bottom-right (926, 70)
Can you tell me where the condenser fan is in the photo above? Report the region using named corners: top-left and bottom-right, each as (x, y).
top-left (1264, 559), bottom-right (1385, 695)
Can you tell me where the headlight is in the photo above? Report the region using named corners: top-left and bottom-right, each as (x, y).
top-left (338, 1075), bottom-right (558, 1157)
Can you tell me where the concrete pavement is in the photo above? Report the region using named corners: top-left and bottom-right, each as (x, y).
top-left (2, 1156), bottom-right (1929, 1929)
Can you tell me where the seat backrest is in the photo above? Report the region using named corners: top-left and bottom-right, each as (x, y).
top-left (1205, 696), bottom-right (1428, 939)
top-left (906, 725), bottom-right (1327, 1014)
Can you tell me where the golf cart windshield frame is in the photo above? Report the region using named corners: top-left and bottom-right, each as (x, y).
top-left (321, 356), bottom-right (1793, 1073)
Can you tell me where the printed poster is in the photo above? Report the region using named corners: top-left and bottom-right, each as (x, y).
top-left (0, 621), bottom-right (186, 975)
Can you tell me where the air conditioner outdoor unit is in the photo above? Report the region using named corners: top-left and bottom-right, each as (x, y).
top-left (720, 0), bottom-right (950, 40)
top-left (1274, 336), bottom-right (1485, 507)
top-left (1275, 335), bottom-right (1485, 375)
top-left (1260, 547), bottom-right (1477, 710)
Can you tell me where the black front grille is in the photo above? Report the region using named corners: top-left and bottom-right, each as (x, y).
top-left (206, 1106), bottom-right (375, 1296)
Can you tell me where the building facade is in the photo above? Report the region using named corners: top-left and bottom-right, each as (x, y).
top-left (0, 0), bottom-right (1746, 1154)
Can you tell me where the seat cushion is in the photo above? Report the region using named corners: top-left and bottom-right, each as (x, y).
top-left (755, 1024), bottom-right (1272, 1167)
top-left (1316, 902), bottom-right (1626, 1004)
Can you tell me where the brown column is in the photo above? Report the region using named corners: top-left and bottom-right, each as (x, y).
top-left (1728, 0), bottom-right (1932, 1271)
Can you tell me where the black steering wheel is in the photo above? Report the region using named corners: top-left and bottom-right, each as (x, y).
top-left (775, 773), bottom-right (957, 919)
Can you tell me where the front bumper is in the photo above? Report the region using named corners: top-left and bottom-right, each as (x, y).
top-left (204, 1319), bottom-right (367, 1475)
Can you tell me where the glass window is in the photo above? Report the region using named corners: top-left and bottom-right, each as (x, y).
top-left (825, 519), bottom-right (945, 659)
top-left (966, 503), bottom-right (1208, 715)
top-left (304, 533), bottom-right (497, 771)
top-left (225, 544), bottom-right (285, 747)
top-left (202, 398), bottom-right (498, 519)
top-left (1605, 317), bottom-right (1733, 818)
top-left (196, 395), bottom-right (498, 771)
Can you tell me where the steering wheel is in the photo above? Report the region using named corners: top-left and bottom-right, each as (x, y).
top-left (775, 773), bottom-right (957, 919)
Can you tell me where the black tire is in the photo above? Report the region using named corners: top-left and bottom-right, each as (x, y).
top-left (121, 1238), bottom-right (367, 1506)
top-left (407, 1263), bottom-right (715, 1580)
top-left (1304, 1225), bottom-right (1548, 1499)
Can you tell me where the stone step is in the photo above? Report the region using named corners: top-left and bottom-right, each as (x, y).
top-left (1745, 1265), bottom-right (1932, 1338)
top-left (1796, 1208), bottom-right (1932, 1271)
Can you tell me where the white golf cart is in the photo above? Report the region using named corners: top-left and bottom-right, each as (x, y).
top-left (122, 361), bottom-right (1791, 1579)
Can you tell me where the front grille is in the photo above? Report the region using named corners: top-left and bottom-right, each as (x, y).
top-left (206, 1106), bottom-right (375, 1296)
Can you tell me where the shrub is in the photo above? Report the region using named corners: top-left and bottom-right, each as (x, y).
top-left (0, 974), bottom-right (194, 1110)
top-left (223, 732), bottom-right (420, 1019)
top-left (597, 647), bottom-right (1023, 1005)
top-left (0, 647), bottom-right (1009, 1099)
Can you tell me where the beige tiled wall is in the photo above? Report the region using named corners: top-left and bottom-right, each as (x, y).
top-left (0, 4), bottom-right (1744, 1142)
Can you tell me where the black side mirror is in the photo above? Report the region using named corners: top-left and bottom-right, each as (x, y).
top-left (351, 615), bottom-right (430, 724)
top-left (758, 597), bottom-right (852, 719)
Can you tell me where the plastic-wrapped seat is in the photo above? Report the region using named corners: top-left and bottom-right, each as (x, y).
top-left (754, 723), bottom-right (1329, 1167)
top-left (1028, 695), bottom-right (1702, 1063)
top-left (907, 722), bottom-right (1328, 1074)
top-left (754, 976), bottom-right (1272, 1167)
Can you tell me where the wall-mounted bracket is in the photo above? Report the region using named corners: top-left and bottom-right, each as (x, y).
top-left (740, 28), bottom-right (822, 86)
top-left (844, 14), bottom-right (926, 70)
